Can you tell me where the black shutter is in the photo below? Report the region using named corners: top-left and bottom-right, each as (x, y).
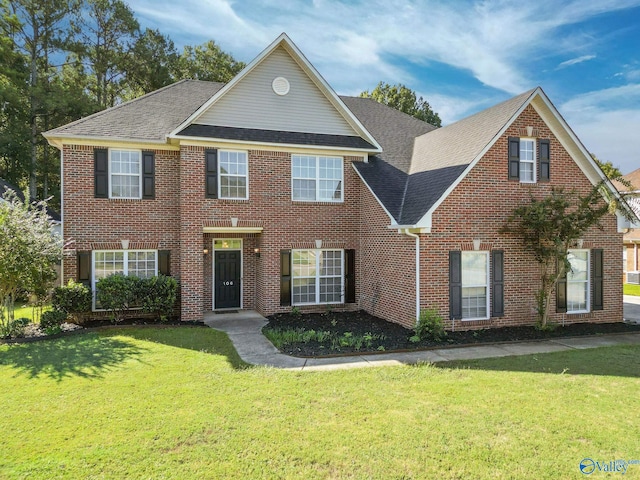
top-left (556, 258), bottom-right (567, 313)
top-left (539, 139), bottom-right (550, 182)
top-left (280, 250), bottom-right (292, 306)
top-left (449, 251), bottom-right (462, 320)
top-left (205, 149), bottom-right (218, 198)
top-left (592, 249), bottom-right (604, 311)
top-left (94, 149), bottom-right (108, 198)
top-left (158, 250), bottom-right (171, 276)
top-left (77, 251), bottom-right (91, 287)
top-left (344, 249), bottom-right (355, 303)
top-left (508, 137), bottom-right (520, 180)
top-left (142, 151), bottom-right (155, 199)
top-left (491, 250), bottom-right (504, 317)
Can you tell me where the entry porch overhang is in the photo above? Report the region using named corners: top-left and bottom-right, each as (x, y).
top-left (203, 219), bottom-right (264, 235)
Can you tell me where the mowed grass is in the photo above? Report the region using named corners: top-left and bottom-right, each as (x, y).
top-left (624, 283), bottom-right (640, 296)
top-left (12, 304), bottom-right (50, 323)
top-left (1, 327), bottom-right (640, 479)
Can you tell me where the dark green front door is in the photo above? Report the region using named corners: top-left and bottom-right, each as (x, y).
top-left (215, 251), bottom-right (241, 309)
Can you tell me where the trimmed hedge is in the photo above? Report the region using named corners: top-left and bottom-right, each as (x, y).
top-left (96, 274), bottom-right (178, 322)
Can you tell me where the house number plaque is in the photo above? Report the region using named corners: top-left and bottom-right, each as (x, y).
top-left (223, 281), bottom-right (234, 286)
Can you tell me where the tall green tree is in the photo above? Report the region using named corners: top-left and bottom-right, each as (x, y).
top-left (0, 0), bottom-right (29, 189)
top-left (176, 40), bottom-right (245, 83)
top-left (69, 0), bottom-right (139, 109)
top-left (360, 82), bottom-right (442, 127)
top-left (4, 0), bottom-right (76, 199)
top-left (123, 27), bottom-right (178, 98)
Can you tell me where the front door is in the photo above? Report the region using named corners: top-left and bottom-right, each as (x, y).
top-left (214, 250), bottom-right (241, 309)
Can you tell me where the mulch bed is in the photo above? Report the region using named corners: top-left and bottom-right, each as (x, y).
top-left (264, 310), bottom-right (640, 357)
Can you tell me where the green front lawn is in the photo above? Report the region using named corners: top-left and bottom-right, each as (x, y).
top-left (624, 283), bottom-right (640, 296)
top-left (12, 304), bottom-right (50, 323)
top-left (1, 327), bottom-right (639, 479)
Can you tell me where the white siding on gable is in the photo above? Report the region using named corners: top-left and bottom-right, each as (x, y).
top-left (196, 47), bottom-right (357, 136)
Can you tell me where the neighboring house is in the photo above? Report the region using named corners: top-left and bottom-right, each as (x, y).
top-left (615, 169), bottom-right (640, 283)
top-left (43, 33), bottom-right (628, 329)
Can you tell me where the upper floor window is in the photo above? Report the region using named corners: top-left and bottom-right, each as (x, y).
top-left (508, 137), bottom-right (550, 183)
top-left (94, 148), bottom-right (155, 200)
top-left (519, 139), bottom-right (535, 183)
top-left (219, 150), bottom-right (248, 199)
top-left (110, 150), bottom-right (141, 198)
top-left (292, 155), bottom-right (343, 202)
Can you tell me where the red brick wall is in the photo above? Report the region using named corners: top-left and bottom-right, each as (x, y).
top-left (421, 104), bottom-right (623, 329)
top-left (191, 147), bottom-right (362, 316)
top-left (357, 180), bottom-right (417, 328)
top-left (61, 145), bottom-right (181, 284)
top-left (61, 102), bottom-right (622, 329)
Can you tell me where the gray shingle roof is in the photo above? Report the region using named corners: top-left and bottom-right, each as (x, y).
top-left (45, 80), bottom-right (225, 142)
top-left (352, 89), bottom-right (536, 225)
top-left (177, 124), bottom-right (375, 149)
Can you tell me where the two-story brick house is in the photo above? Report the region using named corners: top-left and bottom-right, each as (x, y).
top-left (44, 33), bottom-right (627, 329)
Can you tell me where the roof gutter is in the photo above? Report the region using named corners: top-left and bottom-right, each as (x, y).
top-left (401, 229), bottom-right (421, 326)
top-left (388, 224), bottom-right (431, 234)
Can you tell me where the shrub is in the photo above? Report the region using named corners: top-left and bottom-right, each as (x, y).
top-left (140, 275), bottom-right (178, 321)
top-left (414, 308), bottom-right (447, 342)
top-left (40, 310), bottom-right (68, 329)
top-left (96, 274), bottom-right (143, 322)
top-left (52, 280), bottom-right (92, 323)
top-left (1, 317), bottom-right (31, 338)
top-left (96, 274), bottom-right (178, 322)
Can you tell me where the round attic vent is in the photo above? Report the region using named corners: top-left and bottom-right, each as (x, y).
top-left (272, 77), bottom-right (290, 96)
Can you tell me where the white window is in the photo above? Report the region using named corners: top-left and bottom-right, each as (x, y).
top-left (292, 250), bottom-right (343, 305)
top-left (292, 155), bottom-right (343, 202)
top-left (110, 150), bottom-right (141, 198)
top-left (92, 250), bottom-right (158, 308)
top-left (219, 150), bottom-right (248, 199)
top-left (461, 251), bottom-right (489, 320)
top-left (520, 139), bottom-right (535, 183)
top-left (567, 249), bottom-right (589, 313)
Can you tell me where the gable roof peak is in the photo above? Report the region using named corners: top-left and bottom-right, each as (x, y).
top-left (169, 33), bottom-right (381, 151)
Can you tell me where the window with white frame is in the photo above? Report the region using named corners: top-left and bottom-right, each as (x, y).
top-left (567, 249), bottom-right (589, 313)
top-left (292, 155), bottom-right (343, 202)
top-left (219, 150), bottom-right (248, 199)
top-left (461, 251), bottom-right (489, 320)
top-left (92, 250), bottom-right (158, 308)
top-left (292, 250), bottom-right (343, 305)
top-left (519, 139), bottom-right (535, 183)
top-left (110, 149), bottom-right (141, 198)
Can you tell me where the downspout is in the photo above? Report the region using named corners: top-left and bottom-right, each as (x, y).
top-left (402, 229), bottom-right (420, 326)
top-left (59, 147), bottom-right (64, 285)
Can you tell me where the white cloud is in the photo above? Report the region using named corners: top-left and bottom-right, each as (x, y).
top-left (562, 85), bottom-right (640, 173)
top-left (128, 0), bottom-right (640, 95)
top-left (557, 54), bottom-right (596, 68)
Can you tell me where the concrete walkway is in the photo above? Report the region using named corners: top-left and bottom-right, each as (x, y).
top-left (203, 310), bottom-right (640, 372)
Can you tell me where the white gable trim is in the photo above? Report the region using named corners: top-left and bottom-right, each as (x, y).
top-left (411, 89), bottom-right (537, 229)
top-left (412, 87), bottom-right (628, 229)
top-left (168, 33), bottom-right (381, 152)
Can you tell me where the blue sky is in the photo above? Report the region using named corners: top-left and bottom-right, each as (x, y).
top-left (128, 0), bottom-right (640, 173)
